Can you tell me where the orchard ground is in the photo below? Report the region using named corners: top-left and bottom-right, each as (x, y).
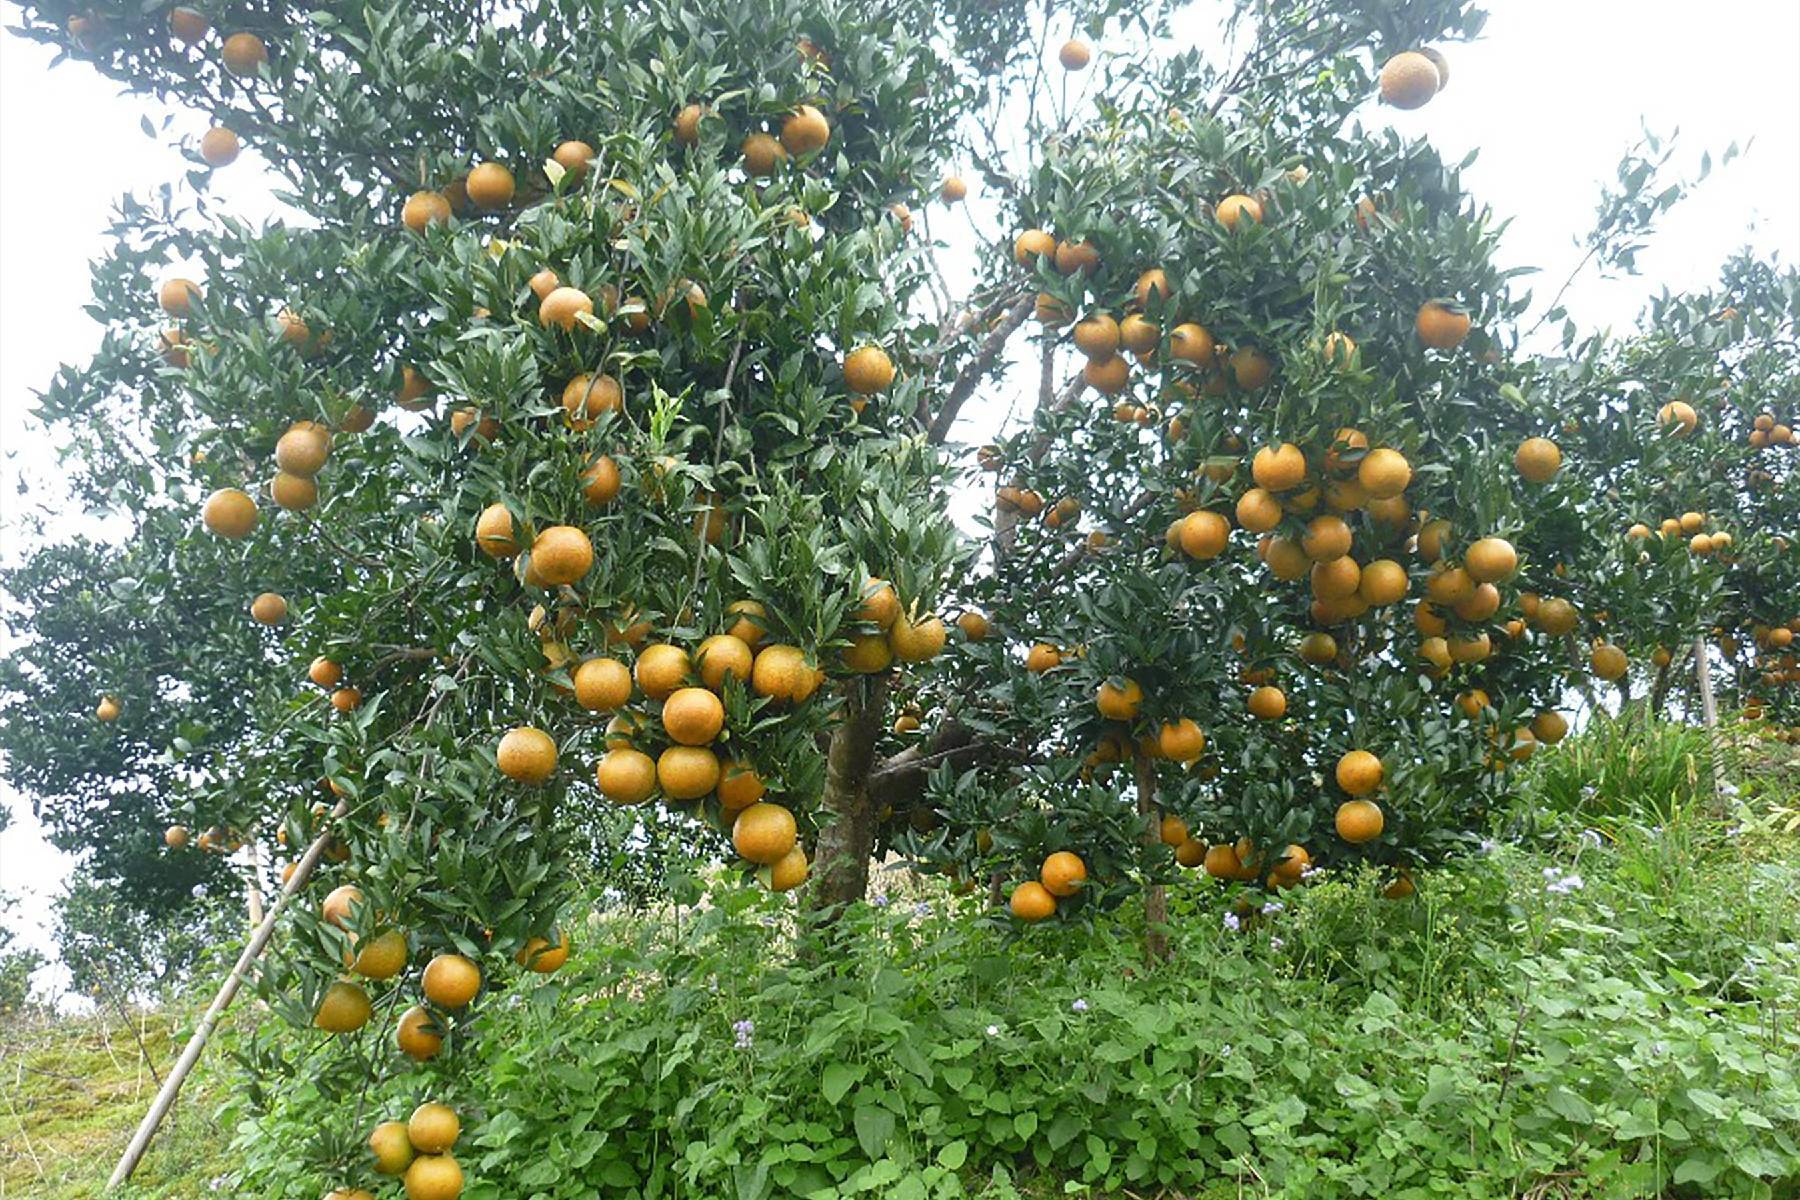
top-left (6, 716), bottom-right (1800, 1199)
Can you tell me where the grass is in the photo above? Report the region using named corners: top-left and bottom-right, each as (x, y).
top-left (0, 1004), bottom-right (231, 1199)
top-left (7, 715), bottom-right (1800, 1199)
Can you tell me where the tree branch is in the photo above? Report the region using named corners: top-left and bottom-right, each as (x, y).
top-left (925, 295), bottom-right (1033, 444)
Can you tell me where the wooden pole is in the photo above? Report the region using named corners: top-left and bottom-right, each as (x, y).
top-left (1692, 637), bottom-right (1727, 804)
top-left (1132, 750), bottom-right (1169, 964)
top-left (107, 801), bottom-right (346, 1191)
top-left (241, 841), bottom-right (266, 927)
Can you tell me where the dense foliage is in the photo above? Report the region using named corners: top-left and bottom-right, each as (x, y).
top-left (2, 0), bottom-right (1799, 1194)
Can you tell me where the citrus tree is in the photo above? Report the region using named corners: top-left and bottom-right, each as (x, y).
top-left (8, 0), bottom-right (1800, 1193)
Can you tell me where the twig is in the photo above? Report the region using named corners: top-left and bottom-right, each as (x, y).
top-left (926, 296), bottom-right (1034, 443)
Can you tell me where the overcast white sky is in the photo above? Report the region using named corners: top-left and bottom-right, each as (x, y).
top-left (2, 1), bottom-right (1797, 995)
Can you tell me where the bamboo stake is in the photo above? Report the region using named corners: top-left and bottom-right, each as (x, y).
top-left (241, 841), bottom-right (266, 927)
top-left (1692, 636), bottom-right (1727, 805)
top-left (107, 801), bottom-right (346, 1191)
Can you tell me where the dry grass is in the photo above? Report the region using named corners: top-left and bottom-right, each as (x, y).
top-left (0, 1004), bottom-right (227, 1199)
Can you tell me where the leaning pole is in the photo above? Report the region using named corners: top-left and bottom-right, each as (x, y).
top-left (106, 801), bottom-right (347, 1190)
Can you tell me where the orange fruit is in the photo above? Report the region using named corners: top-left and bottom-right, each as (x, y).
top-left (767, 845), bottom-right (809, 892)
top-left (1095, 676), bottom-right (1143, 720)
top-left (856, 578), bottom-right (901, 627)
top-left (1178, 510), bottom-right (1230, 559)
top-left (1515, 437), bottom-right (1562, 483)
top-left (1657, 400), bottom-right (1697, 435)
top-left (741, 132), bottom-right (787, 176)
top-left (661, 687), bottom-right (725, 745)
top-left (657, 745), bottom-right (721, 800)
top-left (350, 930), bottom-right (407, 980)
top-left (465, 161), bottom-right (515, 208)
top-left (528, 525), bottom-right (593, 587)
top-left (695, 634), bottom-right (753, 690)
top-left (1009, 880), bottom-right (1056, 921)
top-left (844, 345), bottom-right (895, 394)
top-left (732, 802), bottom-right (797, 864)
top-left (474, 503), bottom-right (519, 559)
top-left (1415, 301), bottom-right (1471, 350)
top-left (1379, 51), bottom-right (1440, 108)
top-left (1335, 799), bottom-right (1385, 843)
top-left (539, 286), bottom-right (594, 331)
top-left (1335, 749), bottom-right (1383, 796)
top-left (1216, 193), bottom-right (1262, 230)
top-left (403, 191), bottom-right (451, 232)
top-left (396, 1006), bottom-right (444, 1061)
top-left (1169, 322), bottom-right (1215, 363)
top-left (1236, 488), bottom-right (1283, 533)
top-left (940, 175), bottom-right (968, 203)
top-left (1025, 643), bottom-right (1061, 672)
top-left (1057, 39), bottom-right (1090, 69)
top-left (250, 592), bottom-right (288, 625)
top-left (1530, 711), bottom-right (1569, 745)
top-left (889, 612), bottom-right (947, 662)
top-left (315, 981), bottom-right (372, 1033)
top-left (1357, 448), bottom-right (1411, 498)
top-left (634, 644), bottom-right (690, 700)
top-left (561, 373), bottom-right (623, 428)
top-left (220, 31), bottom-right (267, 74)
top-left (779, 104), bottom-right (831, 155)
top-left (1202, 843), bottom-right (1243, 880)
top-left (573, 657), bottom-right (632, 711)
top-left (270, 470), bottom-right (318, 511)
top-left (496, 726), bottom-right (557, 784)
top-left (596, 748), bottom-right (656, 804)
top-left (199, 126), bottom-right (240, 167)
top-left (1013, 229), bottom-right (1056, 265)
top-left (369, 1120), bottom-right (414, 1176)
top-left (957, 610), bottom-right (990, 641)
top-left (1230, 347), bottom-right (1272, 390)
top-left (321, 884), bottom-right (362, 928)
top-left (552, 140), bottom-right (594, 179)
top-left (1158, 719), bottom-right (1206, 762)
top-left (408, 1103), bottom-right (460, 1155)
top-left (202, 488), bottom-right (258, 537)
top-left (1040, 850), bottom-right (1087, 896)
top-left (1247, 686), bottom-right (1286, 720)
top-left (1359, 559), bottom-right (1408, 606)
top-left (1465, 536), bottom-right (1517, 583)
top-left (167, 7), bottom-right (209, 43)
top-left (420, 954), bottom-right (480, 1008)
top-left (1054, 239), bottom-right (1100, 275)
top-left (1301, 514), bottom-right (1353, 562)
top-left (403, 1154), bottom-right (462, 1200)
top-left (717, 760), bottom-right (766, 810)
top-left (1591, 642), bottom-right (1628, 681)
top-left (1252, 443), bottom-right (1307, 491)
top-left (581, 455), bottom-right (621, 505)
top-left (843, 632), bottom-right (894, 674)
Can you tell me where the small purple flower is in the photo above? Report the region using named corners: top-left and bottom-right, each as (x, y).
top-left (1269, 936), bottom-right (1285, 951)
top-left (1543, 869), bottom-right (1584, 895)
top-left (871, 890), bottom-right (890, 908)
top-left (1219, 1043), bottom-right (1233, 1058)
top-left (1580, 828), bottom-right (1602, 849)
top-left (1222, 912), bottom-right (1241, 932)
top-left (1070, 998), bottom-right (1089, 1013)
top-left (913, 901), bottom-right (932, 919)
top-left (732, 1019), bottom-right (755, 1049)
top-left (1479, 838), bottom-right (1500, 855)
top-left (1260, 900), bottom-right (1284, 916)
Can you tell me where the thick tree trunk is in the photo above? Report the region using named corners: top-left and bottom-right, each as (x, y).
top-left (1132, 750), bottom-right (1169, 964)
top-left (809, 676), bottom-right (889, 917)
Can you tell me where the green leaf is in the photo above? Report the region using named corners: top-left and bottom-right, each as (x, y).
top-left (853, 1104), bottom-right (894, 1160)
